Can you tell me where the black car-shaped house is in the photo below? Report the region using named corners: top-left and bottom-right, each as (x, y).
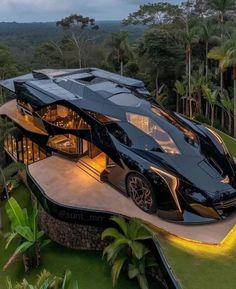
top-left (1, 68), bottom-right (236, 223)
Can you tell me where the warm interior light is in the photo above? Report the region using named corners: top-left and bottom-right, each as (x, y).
top-left (221, 175), bottom-right (230, 184)
top-left (126, 112), bottom-right (181, 154)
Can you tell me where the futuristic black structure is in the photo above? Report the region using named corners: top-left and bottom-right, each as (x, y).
top-left (1, 68), bottom-right (236, 223)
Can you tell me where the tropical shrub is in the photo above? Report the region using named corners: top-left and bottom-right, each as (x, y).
top-left (102, 216), bottom-right (157, 289)
top-left (4, 197), bottom-right (51, 272)
top-left (6, 269), bottom-right (79, 289)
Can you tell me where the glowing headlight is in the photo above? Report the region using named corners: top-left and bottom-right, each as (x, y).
top-left (150, 166), bottom-right (181, 212)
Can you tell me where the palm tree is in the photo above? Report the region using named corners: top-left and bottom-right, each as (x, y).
top-left (202, 84), bottom-right (219, 126)
top-left (174, 80), bottom-right (185, 113)
top-left (102, 216), bottom-right (156, 289)
top-left (191, 67), bottom-right (207, 114)
top-left (207, 0), bottom-right (236, 39)
top-left (207, 0), bottom-right (236, 94)
top-left (220, 90), bottom-right (233, 133)
top-left (196, 20), bottom-right (219, 80)
top-left (106, 31), bottom-right (133, 76)
top-left (128, 246), bottom-right (157, 289)
top-left (180, 28), bottom-right (198, 118)
top-left (208, 33), bottom-right (236, 136)
top-left (6, 269), bottom-right (79, 289)
top-left (4, 198), bottom-right (50, 272)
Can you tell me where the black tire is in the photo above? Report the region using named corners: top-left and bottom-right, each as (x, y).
top-left (126, 173), bottom-right (157, 213)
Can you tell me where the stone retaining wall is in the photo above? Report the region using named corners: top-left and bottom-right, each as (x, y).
top-left (39, 207), bottom-right (109, 250)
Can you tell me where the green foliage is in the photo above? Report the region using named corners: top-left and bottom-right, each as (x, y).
top-left (4, 198), bottom-right (50, 272)
top-left (209, 33), bottom-right (236, 71)
top-left (0, 44), bottom-right (18, 79)
top-left (174, 80), bottom-right (185, 97)
top-left (102, 216), bottom-right (156, 289)
top-left (6, 269), bottom-right (79, 289)
top-left (123, 2), bottom-right (181, 26)
top-left (105, 31), bottom-right (133, 74)
top-left (0, 162), bottom-right (23, 197)
top-left (193, 113), bottom-right (211, 125)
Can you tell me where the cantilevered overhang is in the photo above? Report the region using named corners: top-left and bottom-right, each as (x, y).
top-left (0, 73), bottom-right (33, 93)
top-left (0, 100), bottom-right (48, 136)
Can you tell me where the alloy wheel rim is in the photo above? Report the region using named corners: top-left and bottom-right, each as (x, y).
top-left (128, 176), bottom-right (153, 211)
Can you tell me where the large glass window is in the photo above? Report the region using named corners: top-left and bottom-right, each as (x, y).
top-left (4, 134), bottom-right (48, 164)
top-left (152, 105), bottom-right (199, 148)
top-left (38, 105), bottom-right (90, 130)
top-left (126, 113), bottom-right (180, 155)
top-left (47, 134), bottom-right (78, 154)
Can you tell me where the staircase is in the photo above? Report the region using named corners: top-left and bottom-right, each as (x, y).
top-left (76, 156), bottom-right (108, 183)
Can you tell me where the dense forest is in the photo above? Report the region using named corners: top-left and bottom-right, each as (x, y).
top-left (0, 21), bottom-right (145, 72)
top-left (1, 0), bottom-right (236, 138)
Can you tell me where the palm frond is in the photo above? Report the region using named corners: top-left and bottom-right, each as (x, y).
top-left (111, 257), bottom-right (126, 287)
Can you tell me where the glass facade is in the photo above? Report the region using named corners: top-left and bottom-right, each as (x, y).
top-left (47, 134), bottom-right (78, 155)
top-left (126, 112), bottom-right (181, 155)
top-left (4, 134), bottom-right (48, 165)
top-left (38, 105), bottom-right (90, 130)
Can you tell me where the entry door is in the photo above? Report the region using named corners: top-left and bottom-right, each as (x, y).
top-left (88, 143), bottom-right (102, 159)
top-left (77, 138), bottom-right (89, 156)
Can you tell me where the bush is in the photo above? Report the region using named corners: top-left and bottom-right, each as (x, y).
top-left (193, 113), bottom-right (211, 125)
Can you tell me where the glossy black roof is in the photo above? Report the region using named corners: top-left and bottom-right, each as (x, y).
top-left (0, 68), bottom-right (151, 115)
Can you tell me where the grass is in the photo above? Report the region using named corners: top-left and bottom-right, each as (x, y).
top-left (214, 128), bottom-right (236, 157)
top-left (156, 130), bottom-right (236, 289)
top-left (158, 231), bottom-right (236, 289)
top-left (0, 186), bottom-right (139, 289)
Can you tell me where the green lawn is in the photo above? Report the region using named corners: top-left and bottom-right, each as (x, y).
top-left (158, 232), bottom-right (236, 289)
top-left (157, 130), bottom-right (236, 289)
top-left (214, 128), bottom-right (236, 157)
top-left (0, 186), bottom-right (138, 289)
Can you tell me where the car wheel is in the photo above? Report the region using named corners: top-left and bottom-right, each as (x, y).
top-left (127, 173), bottom-right (157, 213)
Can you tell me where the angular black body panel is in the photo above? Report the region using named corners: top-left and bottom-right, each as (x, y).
top-left (1, 68), bottom-right (236, 223)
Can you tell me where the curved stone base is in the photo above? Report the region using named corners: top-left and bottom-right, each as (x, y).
top-left (39, 207), bottom-right (109, 250)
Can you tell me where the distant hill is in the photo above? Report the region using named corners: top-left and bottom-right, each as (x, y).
top-left (0, 21), bottom-right (146, 73)
top-left (0, 21), bottom-right (146, 48)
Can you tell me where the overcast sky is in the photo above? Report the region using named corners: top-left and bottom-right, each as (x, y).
top-left (0, 0), bottom-right (179, 22)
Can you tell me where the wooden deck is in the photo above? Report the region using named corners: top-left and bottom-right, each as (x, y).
top-left (0, 100), bottom-right (48, 135)
top-left (28, 155), bottom-right (236, 244)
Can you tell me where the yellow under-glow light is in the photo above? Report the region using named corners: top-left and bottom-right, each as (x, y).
top-left (148, 222), bottom-right (236, 258)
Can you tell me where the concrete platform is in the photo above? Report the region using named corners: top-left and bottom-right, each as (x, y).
top-left (0, 100), bottom-right (48, 135)
top-left (29, 156), bottom-right (236, 245)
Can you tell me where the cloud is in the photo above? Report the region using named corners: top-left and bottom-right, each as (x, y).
top-left (0, 0), bottom-right (180, 22)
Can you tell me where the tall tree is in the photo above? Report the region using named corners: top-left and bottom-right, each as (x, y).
top-left (174, 80), bottom-right (186, 113)
top-left (180, 27), bottom-right (198, 117)
top-left (138, 28), bottom-right (183, 99)
top-left (220, 90), bottom-right (233, 133)
top-left (208, 33), bottom-right (236, 136)
top-left (202, 84), bottom-right (219, 126)
top-left (207, 0), bottom-right (236, 94)
top-left (105, 31), bottom-right (133, 76)
top-left (56, 14), bottom-right (99, 69)
top-left (196, 20), bottom-right (220, 80)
